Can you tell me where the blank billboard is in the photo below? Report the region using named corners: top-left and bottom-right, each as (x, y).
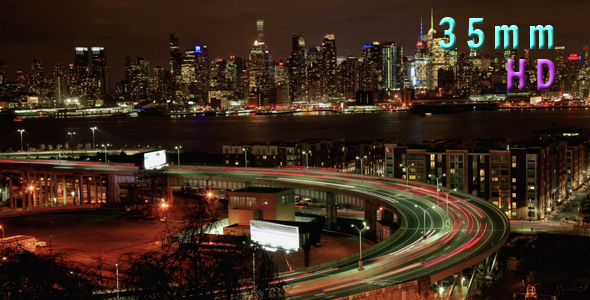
top-left (250, 220), bottom-right (299, 251)
top-left (144, 150), bottom-right (167, 170)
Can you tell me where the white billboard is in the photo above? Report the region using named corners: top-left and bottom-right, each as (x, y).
top-left (250, 220), bottom-right (299, 251)
top-left (144, 150), bottom-right (167, 170)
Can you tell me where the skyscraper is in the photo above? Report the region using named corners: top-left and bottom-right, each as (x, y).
top-left (321, 34), bottom-right (337, 99)
top-left (53, 62), bottom-right (68, 105)
top-left (248, 40), bottom-right (269, 105)
top-left (29, 58), bottom-right (45, 90)
top-left (381, 42), bottom-right (404, 92)
top-left (194, 45), bottom-right (210, 99)
top-left (91, 47), bottom-right (107, 95)
top-left (181, 48), bottom-right (196, 85)
top-left (289, 34), bottom-right (306, 103)
top-left (248, 20), bottom-right (272, 106)
top-left (74, 47), bottom-right (89, 81)
top-left (169, 34), bottom-right (183, 85)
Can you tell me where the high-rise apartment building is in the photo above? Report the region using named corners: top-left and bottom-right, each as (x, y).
top-left (289, 34), bottom-right (306, 103)
top-left (321, 34), bottom-right (337, 99)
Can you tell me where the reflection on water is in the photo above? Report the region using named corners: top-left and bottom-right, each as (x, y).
top-left (2, 109), bottom-right (589, 153)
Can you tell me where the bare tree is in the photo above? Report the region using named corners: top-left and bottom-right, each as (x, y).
top-left (0, 246), bottom-right (97, 299)
top-left (116, 175), bottom-right (286, 299)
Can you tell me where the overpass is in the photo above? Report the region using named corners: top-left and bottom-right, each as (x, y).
top-left (0, 159), bottom-right (509, 299)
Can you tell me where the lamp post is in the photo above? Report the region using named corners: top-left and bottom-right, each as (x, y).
top-left (242, 148), bottom-right (248, 171)
top-left (17, 129), bottom-right (24, 151)
top-left (303, 151), bottom-right (312, 176)
top-left (351, 222), bottom-right (369, 271)
top-left (175, 146), bottom-right (182, 167)
top-left (0, 225), bottom-right (4, 239)
top-left (429, 174), bottom-right (446, 201)
top-left (356, 156), bottom-right (367, 181)
top-left (116, 260), bottom-right (119, 299)
top-left (400, 163), bottom-right (415, 191)
top-left (68, 132), bottom-right (76, 140)
top-left (440, 188), bottom-right (457, 223)
top-left (101, 144), bottom-right (110, 165)
top-left (90, 127), bottom-right (97, 150)
top-left (415, 205), bottom-right (436, 238)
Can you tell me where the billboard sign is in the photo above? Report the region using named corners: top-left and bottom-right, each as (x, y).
top-left (144, 150), bottom-right (167, 170)
top-left (250, 220), bottom-right (299, 251)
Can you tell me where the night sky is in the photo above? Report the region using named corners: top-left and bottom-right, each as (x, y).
top-left (1, 0), bottom-right (589, 84)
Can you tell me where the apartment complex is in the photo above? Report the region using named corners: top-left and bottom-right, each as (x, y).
top-left (222, 129), bottom-right (590, 221)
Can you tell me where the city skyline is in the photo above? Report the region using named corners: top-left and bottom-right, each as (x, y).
top-left (1, 0), bottom-right (589, 85)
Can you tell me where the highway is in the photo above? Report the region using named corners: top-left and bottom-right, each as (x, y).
top-left (0, 160), bottom-right (510, 298)
top-left (172, 168), bottom-right (509, 299)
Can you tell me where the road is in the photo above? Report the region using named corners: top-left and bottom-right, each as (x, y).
top-left (0, 159), bottom-right (510, 298)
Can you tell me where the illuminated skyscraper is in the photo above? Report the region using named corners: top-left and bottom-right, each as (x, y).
top-left (169, 34), bottom-right (183, 84)
top-left (227, 56), bottom-right (243, 93)
top-left (338, 56), bottom-right (360, 97)
top-left (53, 62), bottom-right (68, 105)
top-left (248, 20), bottom-right (272, 106)
top-left (583, 45), bottom-right (589, 67)
top-left (248, 40), bottom-right (270, 105)
top-left (305, 46), bottom-right (321, 101)
top-left (555, 46), bottom-right (566, 90)
top-left (29, 58), bottom-right (45, 90)
top-left (181, 48), bottom-right (196, 84)
top-left (321, 34), bottom-right (337, 99)
top-left (289, 34), bottom-right (306, 102)
top-left (274, 59), bottom-right (287, 86)
top-left (72, 47), bottom-right (89, 97)
top-left (74, 47), bottom-right (89, 80)
top-left (91, 47), bottom-right (107, 95)
top-left (381, 42), bottom-right (403, 92)
top-left (361, 42), bottom-right (382, 92)
top-left (194, 45), bottom-right (210, 92)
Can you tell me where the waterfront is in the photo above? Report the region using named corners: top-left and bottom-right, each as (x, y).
top-left (2, 108), bottom-right (590, 154)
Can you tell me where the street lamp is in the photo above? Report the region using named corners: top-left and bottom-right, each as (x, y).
top-left (242, 148), bottom-right (248, 171)
top-left (351, 222), bottom-right (369, 271)
top-left (440, 188), bottom-right (457, 223)
top-left (115, 260), bottom-right (119, 299)
top-left (356, 156), bottom-right (367, 181)
top-left (101, 144), bottom-right (111, 165)
top-left (90, 127), bottom-right (97, 149)
top-left (303, 151), bottom-right (312, 176)
top-left (17, 129), bottom-right (24, 152)
top-left (415, 205), bottom-right (436, 238)
top-left (400, 163), bottom-right (415, 191)
top-left (175, 146), bottom-right (182, 167)
top-left (429, 174), bottom-right (446, 201)
top-left (68, 132), bottom-right (76, 140)
top-left (0, 225), bottom-right (4, 239)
